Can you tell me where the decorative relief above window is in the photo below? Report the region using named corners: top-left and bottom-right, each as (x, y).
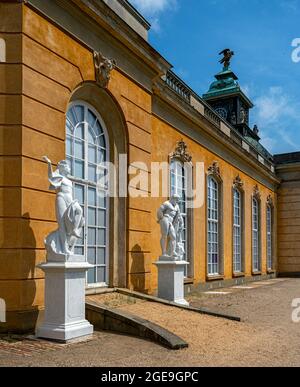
top-left (208, 161), bottom-right (221, 180)
top-left (267, 194), bottom-right (274, 208)
top-left (171, 140), bottom-right (192, 163)
top-left (93, 51), bottom-right (116, 88)
top-left (233, 175), bottom-right (244, 190)
top-left (253, 185), bottom-right (261, 201)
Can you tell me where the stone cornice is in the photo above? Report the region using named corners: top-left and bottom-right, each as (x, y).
top-left (69, 0), bottom-right (171, 77)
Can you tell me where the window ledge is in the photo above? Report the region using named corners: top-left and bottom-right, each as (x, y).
top-left (184, 278), bottom-right (194, 285)
top-left (233, 272), bottom-right (245, 278)
top-left (252, 271), bottom-right (262, 276)
top-left (206, 275), bottom-right (224, 282)
top-left (267, 269), bottom-right (276, 274)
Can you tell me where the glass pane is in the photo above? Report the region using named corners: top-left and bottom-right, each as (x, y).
top-left (66, 118), bottom-right (73, 135)
top-left (75, 139), bottom-right (84, 159)
top-left (88, 145), bottom-right (97, 163)
top-left (98, 229), bottom-right (106, 245)
top-left (74, 160), bottom-right (84, 179)
top-left (98, 134), bottom-right (106, 148)
top-left (74, 105), bottom-right (84, 123)
top-left (66, 137), bottom-right (73, 156)
top-left (98, 210), bottom-right (106, 227)
top-left (88, 228), bottom-right (96, 245)
top-left (98, 149), bottom-right (106, 163)
top-left (74, 246), bottom-right (84, 255)
top-left (75, 124), bottom-right (84, 140)
top-left (88, 164), bottom-right (97, 182)
top-left (67, 108), bottom-right (77, 127)
top-left (94, 120), bottom-right (103, 137)
top-left (87, 268), bottom-right (96, 284)
top-left (97, 248), bottom-right (106, 265)
top-left (88, 187), bottom-right (97, 206)
top-left (87, 248), bottom-right (96, 265)
top-left (96, 267), bottom-right (106, 284)
top-left (88, 110), bottom-right (97, 129)
top-left (74, 184), bottom-right (84, 204)
top-left (98, 194), bottom-right (106, 209)
top-left (88, 127), bottom-right (96, 144)
top-left (88, 208), bottom-right (96, 225)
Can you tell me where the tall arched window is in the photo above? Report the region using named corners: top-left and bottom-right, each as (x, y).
top-left (252, 195), bottom-right (261, 273)
top-left (170, 159), bottom-right (188, 265)
top-left (267, 203), bottom-right (273, 270)
top-left (170, 140), bottom-right (193, 278)
top-left (233, 188), bottom-right (242, 273)
top-left (66, 102), bottom-right (109, 287)
top-left (207, 176), bottom-right (219, 276)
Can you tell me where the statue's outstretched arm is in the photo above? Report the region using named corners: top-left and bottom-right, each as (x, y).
top-left (43, 156), bottom-right (54, 180)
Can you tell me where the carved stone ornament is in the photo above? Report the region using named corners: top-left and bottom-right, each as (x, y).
top-left (233, 175), bottom-right (244, 190)
top-left (171, 140), bottom-right (192, 163)
top-left (208, 161), bottom-right (221, 179)
top-left (94, 51), bottom-right (116, 88)
top-left (267, 194), bottom-right (274, 207)
top-left (253, 185), bottom-right (261, 200)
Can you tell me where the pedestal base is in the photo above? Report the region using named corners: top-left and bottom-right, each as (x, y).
top-left (37, 320), bottom-right (93, 343)
top-left (154, 259), bottom-right (189, 306)
top-left (37, 255), bottom-right (94, 342)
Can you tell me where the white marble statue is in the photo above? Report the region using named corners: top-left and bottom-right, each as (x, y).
top-left (43, 156), bottom-right (85, 256)
top-left (157, 194), bottom-right (185, 260)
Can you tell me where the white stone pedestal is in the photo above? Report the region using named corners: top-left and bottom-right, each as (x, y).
top-left (154, 258), bottom-right (189, 306)
top-left (37, 254), bottom-right (93, 342)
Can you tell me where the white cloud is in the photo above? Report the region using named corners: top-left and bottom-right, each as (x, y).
top-left (130, 0), bottom-right (177, 31)
top-left (131, 0), bottom-right (174, 15)
top-left (255, 86), bottom-right (297, 125)
top-left (253, 86), bottom-right (300, 153)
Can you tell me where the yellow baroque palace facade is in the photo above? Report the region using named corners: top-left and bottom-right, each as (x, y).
top-left (1, 0), bottom-right (300, 332)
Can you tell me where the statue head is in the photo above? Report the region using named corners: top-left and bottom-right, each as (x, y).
top-left (58, 160), bottom-right (71, 176)
top-left (170, 194), bottom-right (180, 205)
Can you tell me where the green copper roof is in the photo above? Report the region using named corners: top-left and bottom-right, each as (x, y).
top-left (203, 67), bottom-right (253, 108)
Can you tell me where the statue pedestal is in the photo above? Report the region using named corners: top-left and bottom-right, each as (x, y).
top-left (37, 254), bottom-right (94, 342)
top-left (154, 257), bottom-right (189, 306)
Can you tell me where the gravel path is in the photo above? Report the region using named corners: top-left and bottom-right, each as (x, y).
top-left (1, 278), bottom-right (300, 367)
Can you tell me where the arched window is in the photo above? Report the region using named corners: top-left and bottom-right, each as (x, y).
top-left (267, 204), bottom-right (273, 270)
top-left (170, 159), bottom-right (188, 265)
top-left (207, 176), bottom-right (219, 276)
top-left (233, 188), bottom-right (242, 273)
top-left (252, 196), bottom-right (261, 272)
top-left (66, 102), bottom-right (109, 286)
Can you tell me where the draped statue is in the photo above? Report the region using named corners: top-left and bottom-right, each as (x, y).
top-left (157, 194), bottom-right (185, 260)
top-left (43, 156), bottom-right (85, 257)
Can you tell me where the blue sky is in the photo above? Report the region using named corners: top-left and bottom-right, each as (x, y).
top-left (130, 0), bottom-right (300, 155)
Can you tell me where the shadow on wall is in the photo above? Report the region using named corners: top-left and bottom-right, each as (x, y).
top-left (0, 213), bottom-right (39, 333)
top-left (130, 244), bottom-right (147, 293)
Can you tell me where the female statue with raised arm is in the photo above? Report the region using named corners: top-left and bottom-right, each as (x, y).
top-left (43, 156), bottom-right (85, 257)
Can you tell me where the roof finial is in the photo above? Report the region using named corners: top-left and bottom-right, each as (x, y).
top-left (219, 48), bottom-right (234, 70)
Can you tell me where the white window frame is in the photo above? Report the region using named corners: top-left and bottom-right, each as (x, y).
top-left (233, 188), bottom-right (242, 273)
top-left (252, 197), bottom-right (260, 272)
top-left (170, 159), bottom-right (189, 276)
top-left (267, 204), bottom-right (273, 271)
top-left (66, 101), bottom-right (110, 288)
top-left (207, 176), bottom-right (220, 276)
